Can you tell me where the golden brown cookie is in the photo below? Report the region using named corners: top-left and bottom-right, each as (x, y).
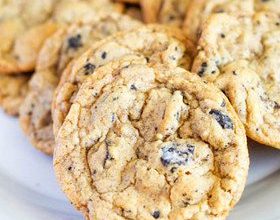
top-left (192, 11), bottom-right (280, 149)
top-left (0, 0), bottom-right (58, 74)
top-left (19, 13), bottom-right (141, 155)
top-left (52, 25), bottom-right (195, 140)
top-left (54, 57), bottom-right (249, 220)
top-left (157, 0), bottom-right (191, 26)
top-left (0, 0), bottom-right (122, 75)
top-left (183, 0), bottom-right (254, 42)
top-left (8, 22), bottom-right (58, 74)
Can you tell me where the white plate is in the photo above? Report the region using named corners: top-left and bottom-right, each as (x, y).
top-left (0, 110), bottom-right (280, 220)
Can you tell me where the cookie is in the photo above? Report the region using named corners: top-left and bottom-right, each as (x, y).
top-left (0, 74), bottom-right (30, 116)
top-left (0, 0), bottom-right (55, 26)
top-left (183, 0), bottom-right (254, 42)
top-left (115, 0), bottom-right (191, 26)
top-left (54, 58), bottom-right (249, 220)
top-left (52, 25), bottom-right (195, 140)
top-left (157, 0), bottom-right (191, 27)
top-left (52, 0), bottom-right (123, 25)
top-left (0, 0), bottom-right (121, 75)
top-left (19, 13), bottom-right (141, 155)
top-left (192, 11), bottom-right (280, 148)
top-left (140, 0), bottom-right (191, 26)
top-left (0, 0), bottom-right (58, 74)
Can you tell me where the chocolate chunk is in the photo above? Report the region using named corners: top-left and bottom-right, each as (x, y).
top-left (68, 34), bottom-right (82, 49)
top-left (209, 109), bottom-right (233, 129)
top-left (161, 143), bottom-right (195, 167)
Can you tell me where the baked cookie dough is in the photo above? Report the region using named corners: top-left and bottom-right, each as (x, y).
top-left (183, 0), bottom-right (280, 42)
top-left (19, 13), bottom-right (141, 155)
top-left (54, 57), bottom-right (249, 220)
top-left (0, 0), bottom-right (58, 74)
top-left (112, 0), bottom-right (191, 26)
top-left (0, 74), bottom-right (30, 116)
top-left (52, 25), bottom-right (195, 140)
top-left (0, 0), bottom-right (121, 75)
top-left (157, 0), bottom-right (191, 26)
top-left (140, 0), bottom-right (191, 26)
top-left (192, 11), bottom-right (280, 148)
top-left (183, 0), bottom-right (254, 42)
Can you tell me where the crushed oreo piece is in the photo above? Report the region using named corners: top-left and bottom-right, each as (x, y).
top-left (152, 211), bottom-right (160, 219)
top-left (161, 143), bottom-right (195, 167)
top-left (83, 63), bottom-right (96, 75)
top-left (198, 62), bottom-right (208, 77)
top-left (111, 113), bottom-right (116, 122)
top-left (130, 84), bottom-right (137, 90)
top-left (209, 109), bottom-right (233, 129)
top-left (68, 34), bottom-right (82, 49)
top-left (221, 100), bottom-right (226, 107)
top-left (101, 51), bottom-right (107, 59)
top-left (103, 141), bottom-right (113, 167)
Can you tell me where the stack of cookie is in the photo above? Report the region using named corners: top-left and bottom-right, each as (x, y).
top-left (1, 0), bottom-right (280, 219)
top-left (0, 0), bottom-right (123, 115)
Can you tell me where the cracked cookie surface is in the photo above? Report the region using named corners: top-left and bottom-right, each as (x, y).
top-left (52, 25), bottom-right (195, 141)
top-left (0, 0), bottom-right (121, 75)
top-left (20, 13), bottom-right (141, 155)
top-left (0, 0), bottom-right (57, 74)
top-left (183, 0), bottom-right (254, 42)
top-left (183, 0), bottom-right (280, 42)
top-left (54, 58), bottom-right (249, 220)
top-left (192, 11), bottom-right (280, 148)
